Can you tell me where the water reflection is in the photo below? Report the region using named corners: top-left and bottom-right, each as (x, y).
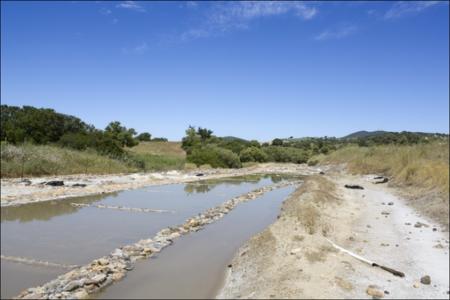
top-left (183, 174), bottom-right (293, 195)
top-left (0, 193), bottom-right (116, 223)
top-left (184, 174), bottom-right (264, 195)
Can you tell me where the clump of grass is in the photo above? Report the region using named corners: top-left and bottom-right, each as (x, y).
top-left (320, 142), bottom-right (449, 195)
top-left (1, 142), bottom-right (135, 177)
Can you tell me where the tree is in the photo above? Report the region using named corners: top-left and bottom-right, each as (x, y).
top-left (181, 126), bottom-right (201, 154)
top-left (136, 132), bottom-right (152, 141)
top-left (272, 138), bottom-right (283, 146)
top-left (105, 121), bottom-right (137, 147)
top-left (197, 127), bottom-right (213, 142)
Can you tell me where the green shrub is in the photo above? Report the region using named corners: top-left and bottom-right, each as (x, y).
top-left (263, 146), bottom-right (308, 164)
top-left (272, 138), bottom-right (283, 146)
top-left (240, 146), bottom-right (268, 163)
top-left (136, 132), bottom-right (151, 141)
top-left (188, 145), bottom-right (242, 168)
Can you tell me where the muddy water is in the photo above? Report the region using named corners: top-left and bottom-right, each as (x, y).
top-left (1, 174), bottom-right (292, 299)
top-left (98, 187), bottom-right (295, 299)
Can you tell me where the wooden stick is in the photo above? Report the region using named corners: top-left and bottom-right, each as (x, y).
top-left (325, 238), bottom-right (405, 278)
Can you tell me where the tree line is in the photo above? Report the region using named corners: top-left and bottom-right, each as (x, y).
top-left (181, 126), bottom-right (448, 168)
top-left (0, 105), bottom-right (163, 159)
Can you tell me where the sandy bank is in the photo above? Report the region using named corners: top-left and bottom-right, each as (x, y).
top-left (218, 174), bottom-right (449, 299)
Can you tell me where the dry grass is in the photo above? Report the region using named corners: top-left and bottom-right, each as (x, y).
top-left (319, 141), bottom-right (449, 227)
top-left (320, 142), bottom-right (449, 195)
top-left (1, 143), bottom-right (135, 178)
top-left (128, 141), bottom-right (185, 157)
top-left (284, 176), bottom-right (338, 235)
top-left (127, 141), bottom-right (186, 171)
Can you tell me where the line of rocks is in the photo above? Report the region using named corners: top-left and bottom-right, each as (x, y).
top-left (1, 255), bottom-right (78, 270)
top-left (15, 180), bottom-right (300, 299)
top-left (70, 203), bottom-right (174, 214)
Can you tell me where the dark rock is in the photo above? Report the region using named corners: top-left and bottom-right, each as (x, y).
top-left (45, 181), bottom-right (64, 186)
top-left (388, 202), bottom-right (394, 206)
top-left (344, 184), bottom-right (364, 190)
top-left (319, 171), bottom-right (325, 175)
top-left (374, 176), bottom-right (384, 180)
top-left (432, 228), bottom-right (437, 232)
top-left (227, 264), bottom-right (232, 268)
top-left (420, 275), bottom-right (431, 285)
top-left (375, 177), bottom-right (389, 184)
top-left (20, 179), bottom-right (32, 185)
top-left (384, 291), bottom-right (390, 295)
top-left (414, 222), bottom-right (429, 228)
top-left (72, 183), bottom-right (87, 187)
top-left (195, 173), bottom-right (204, 177)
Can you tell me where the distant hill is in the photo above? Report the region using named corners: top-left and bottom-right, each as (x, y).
top-left (343, 130), bottom-right (448, 140)
top-left (221, 136), bottom-right (249, 142)
top-left (343, 131), bottom-right (389, 139)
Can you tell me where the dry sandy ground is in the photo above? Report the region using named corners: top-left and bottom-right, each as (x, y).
top-left (218, 173), bottom-right (450, 299)
top-left (0, 163), bottom-right (323, 207)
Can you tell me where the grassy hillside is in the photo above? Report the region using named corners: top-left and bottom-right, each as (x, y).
top-left (126, 141), bottom-right (186, 171)
top-left (1, 142), bottom-right (136, 178)
top-left (318, 141), bottom-right (449, 227)
top-left (128, 141), bottom-right (185, 157)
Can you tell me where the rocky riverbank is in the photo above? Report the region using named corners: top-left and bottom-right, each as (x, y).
top-left (1, 163), bottom-right (322, 207)
top-left (14, 180), bottom-right (301, 299)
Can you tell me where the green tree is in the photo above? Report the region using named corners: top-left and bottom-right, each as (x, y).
top-left (136, 132), bottom-right (152, 141)
top-left (105, 121), bottom-right (138, 147)
top-left (272, 138), bottom-right (283, 146)
top-left (181, 126), bottom-right (201, 154)
top-left (197, 127), bottom-right (213, 143)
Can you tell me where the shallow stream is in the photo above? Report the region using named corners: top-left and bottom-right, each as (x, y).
top-left (1, 174), bottom-right (297, 299)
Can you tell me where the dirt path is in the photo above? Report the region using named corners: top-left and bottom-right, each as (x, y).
top-left (218, 174), bottom-right (450, 299)
top-left (0, 163), bottom-right (322, 207)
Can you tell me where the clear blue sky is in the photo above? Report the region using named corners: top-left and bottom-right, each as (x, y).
top-left (1, 1), bottom-right (449, 141)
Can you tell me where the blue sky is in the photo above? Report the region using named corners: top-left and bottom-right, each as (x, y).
top-left (1, 1), bottom-right (449, 141)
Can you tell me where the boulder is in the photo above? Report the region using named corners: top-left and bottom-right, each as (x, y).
top-left (45, 181), bottom-right (64, 186)
top-left (420, 275), bottom-right (431, 285)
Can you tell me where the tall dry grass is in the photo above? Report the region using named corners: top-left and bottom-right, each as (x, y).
top-left (1, 143), bottom-right (136, 178)
top-left (320, 141), bottom-right (449, 195)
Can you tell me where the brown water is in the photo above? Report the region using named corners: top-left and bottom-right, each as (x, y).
top-left (1, 174), bottom-right (296, 299)
top-left (98, 187), bottom-right (294, 299)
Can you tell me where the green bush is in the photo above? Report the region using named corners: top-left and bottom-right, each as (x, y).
top-left (240, 146), bottom-right (268, 163)
top-left (272, 138), bottom-right (283, 146)
top-left (136, 132), bottom-right (151, 141)
top-left (263, 146), bottom-right (308, 164)
top-left (188, 145), bottom-right (242, 168)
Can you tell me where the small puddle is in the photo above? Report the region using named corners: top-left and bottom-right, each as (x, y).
top-left (1, 174), bottom-right (297, 299)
